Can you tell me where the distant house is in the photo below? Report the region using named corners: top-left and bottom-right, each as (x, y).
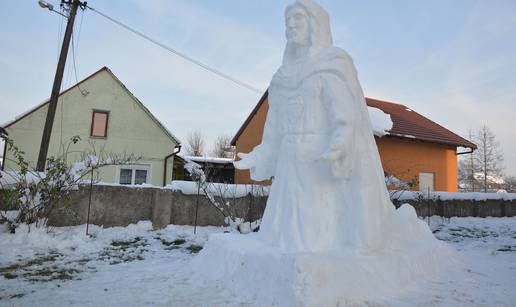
top-left (231, 91), bottom-right (476, 192)
top-left (173, 155), bottom-right (235, 184)
top-left (1, 67), bottom-right (181, 186)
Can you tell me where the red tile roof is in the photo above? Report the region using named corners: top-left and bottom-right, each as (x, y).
top-left (366, 97), bottom-right (476, 149)
top-left (231, 91), bottom-right (476, 149)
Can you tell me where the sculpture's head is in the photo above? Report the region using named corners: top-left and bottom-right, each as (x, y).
top-left (283, 0), bottom-right (333, 64)
top-left (285, 5), bottom-right (311, 47)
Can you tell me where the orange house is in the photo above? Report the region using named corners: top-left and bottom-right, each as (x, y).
top-left (231, 91), bottom-right (476, 192)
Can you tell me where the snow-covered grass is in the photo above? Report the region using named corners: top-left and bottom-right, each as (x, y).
top-left (0, 217), bottom-right (515, 306)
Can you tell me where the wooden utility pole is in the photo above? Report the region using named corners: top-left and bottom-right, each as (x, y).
top-left (36, 0), bottom-right (82, 171)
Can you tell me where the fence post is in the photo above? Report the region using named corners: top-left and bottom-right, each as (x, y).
top-left (194, 182), bottom-right (200, 234)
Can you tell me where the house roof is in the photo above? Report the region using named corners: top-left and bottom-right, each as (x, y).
top-left (231, 91), bottom-right (476, 149)
top-left (366, 97), bottom-right (476, 149)
top-left (230, 90), bottom-right (268, 146)
top-left (1, 67), bottom-right (181, 145)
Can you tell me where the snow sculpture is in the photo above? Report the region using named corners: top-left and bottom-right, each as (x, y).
top-left (234, 0), bottom-right (398, 252)
top-left (193, 1), bottom-right (455, 304)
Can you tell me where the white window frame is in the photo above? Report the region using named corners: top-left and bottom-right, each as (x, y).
top-left (117, 164), bottom-right (152, 185)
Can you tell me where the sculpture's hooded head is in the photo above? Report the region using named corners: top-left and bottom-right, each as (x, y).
top-left (283, 0), bottom-right (333, 65)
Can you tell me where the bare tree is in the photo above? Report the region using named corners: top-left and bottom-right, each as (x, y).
top-left (0, 135), bottom-right (140, 232)
top-left (460, 125), bottom-right (504, 192)
top-left (458, 130), bottom-right (481, 192)
top-left (211, 135), bottom-right (235, 158)
top-left (185, 131), bottom-right (205, 156)
top-left (475, 125), bottom-right (504, 192)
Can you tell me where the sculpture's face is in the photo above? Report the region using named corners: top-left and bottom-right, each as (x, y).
top-left (285, 6), bottom-right (310, 46)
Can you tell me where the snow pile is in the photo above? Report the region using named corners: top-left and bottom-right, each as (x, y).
top-left (0, 221), bottom-right (153, 265)
top-left (193, 205), bottom-right (457, 305)
top-left (368, 106), bottom-right (393, 137)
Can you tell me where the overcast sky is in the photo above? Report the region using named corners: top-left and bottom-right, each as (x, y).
top-left (1, 0), bottom-right (515, 175)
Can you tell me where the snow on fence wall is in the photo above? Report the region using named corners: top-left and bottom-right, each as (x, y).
top-left (396, 191), bottom-right (516, 201)
top-left (1, 184), bottom-right (515, 228)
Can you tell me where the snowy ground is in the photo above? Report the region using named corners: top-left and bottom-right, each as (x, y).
top-left (0, 217), bottom-right (515, 306)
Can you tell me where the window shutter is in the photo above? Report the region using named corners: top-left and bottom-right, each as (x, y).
top-left (91, 111), bottom-right (109, 137)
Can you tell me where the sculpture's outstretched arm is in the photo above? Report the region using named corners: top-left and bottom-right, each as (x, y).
top-left (234, 99), bottom-right (280, 181)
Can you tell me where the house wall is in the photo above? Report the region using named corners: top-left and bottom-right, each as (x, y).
top-left (234, 98), bottom-right (459, 192)
top-left (234, 99), bottom-right (270, 185)
top-left (376, 137), bottom-right (458, 192)
top-left (3, 70), bottom-right (178, 186)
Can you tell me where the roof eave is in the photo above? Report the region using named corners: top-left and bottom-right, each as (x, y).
top-left (231, 89), bottom-right (269, 146)
top-left (386, 133), bottom-right (477, 150)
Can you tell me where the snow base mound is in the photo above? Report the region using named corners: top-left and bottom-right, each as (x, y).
top-left (191, 205), bottom-right (459, 305)
top-left (193, 229), bottom-right (457, 306)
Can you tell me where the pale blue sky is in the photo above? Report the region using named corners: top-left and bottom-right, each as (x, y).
top-left (1, 0), bottom-right (515, 174)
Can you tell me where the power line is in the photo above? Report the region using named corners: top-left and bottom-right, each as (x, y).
top-left (85, 5), bottom-right (262, 94)
top-left (71, 10), bottom-right (88, 96)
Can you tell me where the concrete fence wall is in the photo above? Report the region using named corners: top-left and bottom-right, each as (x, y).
top-left (44, 185), bottom-right (267, 228)
top-left (394, 198), bottom-right (516, 218)
top-left (1, 186), bottom-right (515, 229)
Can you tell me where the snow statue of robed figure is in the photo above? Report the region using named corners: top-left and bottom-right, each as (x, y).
top-left (194, 0), bottom-right (454, 304)
top-left (235, 0), bottom-right (394, 252)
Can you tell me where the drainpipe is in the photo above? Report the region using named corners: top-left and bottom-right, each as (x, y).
top-left (1, 127), bottom-right (8, 171)
top-left (456, 149), bottom-right (475, 155)
top-left (163, 145), bottom-right (181, 186)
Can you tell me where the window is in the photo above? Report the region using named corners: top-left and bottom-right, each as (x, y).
top-left (419, 173), bottom-right (435, 192)
top-left (119, 166), bottom-right (150, 185)
top-left (135, 170), bottom-right (147, 185)
top-left (91, 111), bottom-right (109, 138)
top-left (120, 169), bottom-right (132, 185)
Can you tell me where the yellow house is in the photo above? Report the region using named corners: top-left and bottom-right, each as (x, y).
top-left (2, 67), bottom-right (181, 186)
top-left (231, 91), bottom-right (476, 192)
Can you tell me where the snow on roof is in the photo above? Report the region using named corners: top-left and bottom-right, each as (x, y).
top-left (473, 173), bottom-right (505, 185)
top-left (1, 99), bottom-right (48, 128)
top-left (367, 106), bottom-right (393, 137)
top-left (182, 156), bottom-right (234, 164)
top-left (366, 97), bottom-right (477, 149)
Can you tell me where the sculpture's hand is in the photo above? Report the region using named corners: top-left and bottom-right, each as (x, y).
top-left (233, 152), bottom-right (257, 170)
top-left (319, 148), bottom-right (343, 162)
top-left (319, 147), bottom-right (353, 179)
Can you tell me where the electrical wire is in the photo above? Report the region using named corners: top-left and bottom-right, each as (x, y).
top-left (72, 10), bottom-right (88, 96)
top-left (85, 5), bottom-right (262, 94)
top-left (71, 33), bottom-right (88, 96)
